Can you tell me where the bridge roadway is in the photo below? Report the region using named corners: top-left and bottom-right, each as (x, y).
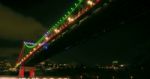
top-left (22, 0), bottom-right (148, 66)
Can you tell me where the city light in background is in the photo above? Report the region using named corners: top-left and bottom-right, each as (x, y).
top-left (0, 77), bottom-right (70, 79)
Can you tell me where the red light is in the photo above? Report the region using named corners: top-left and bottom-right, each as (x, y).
top-left (96, 0), bottom-right (101, 3)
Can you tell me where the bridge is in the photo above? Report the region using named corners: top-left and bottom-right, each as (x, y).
top-left (14, 0), bottom-right (148, 78)
top-left (15, 0), bottom-right (110, 77)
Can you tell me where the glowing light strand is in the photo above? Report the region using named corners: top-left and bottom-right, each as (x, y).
top-left (23, 0), bottom-right (84, 49)
top-left (15, 0), bottom-right (109, 68)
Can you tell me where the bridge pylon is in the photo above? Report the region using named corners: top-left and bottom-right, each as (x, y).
top-left (19, 65), bottom-right (36, 78)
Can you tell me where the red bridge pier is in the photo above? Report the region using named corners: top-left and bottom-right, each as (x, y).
top-left (19, 66), bottom-right (35, 78)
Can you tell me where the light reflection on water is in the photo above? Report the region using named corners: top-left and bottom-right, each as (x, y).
top-left (0, 76), bottom-right (136, 79)
top-left (0, 76), bottom-right (70, 79)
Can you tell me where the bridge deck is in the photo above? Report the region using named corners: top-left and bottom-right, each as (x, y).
top-left (24, 0), bottom-right (149, 66)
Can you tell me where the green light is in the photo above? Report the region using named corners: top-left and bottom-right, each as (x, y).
top-left (18, 0), bottom-right (86, 64)
top-left (75, 3), bottom-right (77, 7)
top-left (16, 0), bottom-right (108, 68)
top-left (23, 0), bottom-right (84, 49)
top-left (24, 43), bottom-right (36, 48)
top-left (21, 0), bottom-right (85, 49)
top-left (64, 14), bottom-right (67, 17)
top-left (71, 8), bottom-right (74, 11)
top-left (67, 11), bottom-right (71, 15)
top-left (78, 0), bottom-right (82, 2)
top-left (55, 24), bottom-right (58, 26)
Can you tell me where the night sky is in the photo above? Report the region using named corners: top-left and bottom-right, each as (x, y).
top-left (0, 0), bottom-right (150, 66)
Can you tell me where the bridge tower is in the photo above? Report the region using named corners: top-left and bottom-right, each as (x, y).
top-left (17, 43), bottom-right (36, 78)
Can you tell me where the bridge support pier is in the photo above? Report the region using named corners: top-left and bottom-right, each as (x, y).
top-left (19, 66), bottom-right (35, 78)
top-left (19, 66), bottom-right (25, 78)
top-left (29, 67), bottom-right (35, 78)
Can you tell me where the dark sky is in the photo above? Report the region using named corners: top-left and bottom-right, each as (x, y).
top-left (0, 0), bottom-right (150, 65)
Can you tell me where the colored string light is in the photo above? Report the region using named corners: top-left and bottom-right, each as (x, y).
top-left (15, 0), bottom-right (109, 68)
